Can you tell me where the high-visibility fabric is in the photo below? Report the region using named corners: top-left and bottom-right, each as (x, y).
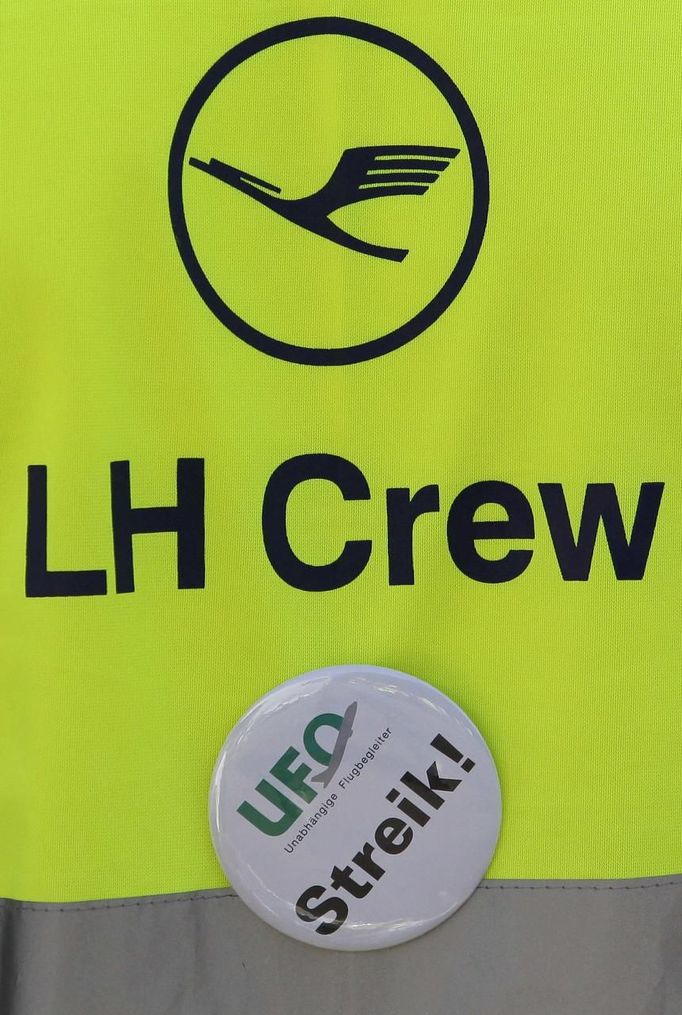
top-left (1, 1), bottom-right (680, 1007)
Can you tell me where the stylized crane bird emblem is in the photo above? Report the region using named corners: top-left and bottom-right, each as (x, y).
top-left (188, 145), bottom-right (460, 262)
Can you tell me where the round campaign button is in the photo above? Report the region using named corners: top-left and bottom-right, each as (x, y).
top-left (209, 665), bottom-right (501, 950)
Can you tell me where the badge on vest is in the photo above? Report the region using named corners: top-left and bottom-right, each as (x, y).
top-left (209, 664), bottom-right (501, 949)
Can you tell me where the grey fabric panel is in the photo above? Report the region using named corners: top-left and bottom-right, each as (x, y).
top-left (1, 877), bottom-right (681, 1015)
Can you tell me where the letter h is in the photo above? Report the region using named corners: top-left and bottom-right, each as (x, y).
top-left (110, 459), bottom-right (205, 593)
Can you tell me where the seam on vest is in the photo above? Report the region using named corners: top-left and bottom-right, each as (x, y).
top-left (1, 880), bottom-right (681, 912)
top-left (0, 892), bottom-right (239, 912)
top-left (479, 882), bottom-right (682, 891)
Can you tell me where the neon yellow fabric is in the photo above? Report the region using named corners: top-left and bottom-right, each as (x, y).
top-left (1, 2), bottom-right (679, 902)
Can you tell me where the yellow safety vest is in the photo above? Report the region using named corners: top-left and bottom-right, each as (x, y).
top-left (1, 2), bottom-right (679, 1012)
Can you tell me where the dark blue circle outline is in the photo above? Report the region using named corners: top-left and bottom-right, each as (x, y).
top-left (168, 17), bottom-right (489, 366)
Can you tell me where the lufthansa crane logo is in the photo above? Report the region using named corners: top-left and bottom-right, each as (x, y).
top-left (169, 19), bottom-right (489, 366)
top-left (188, 146), bottom-right (461, 263)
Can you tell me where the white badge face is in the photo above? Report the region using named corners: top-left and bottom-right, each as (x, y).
top-left (209, 665), bottom-right (501, 950)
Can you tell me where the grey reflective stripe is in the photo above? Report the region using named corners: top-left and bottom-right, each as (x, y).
top-left (1, 877), bottom-right (681, 1015)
